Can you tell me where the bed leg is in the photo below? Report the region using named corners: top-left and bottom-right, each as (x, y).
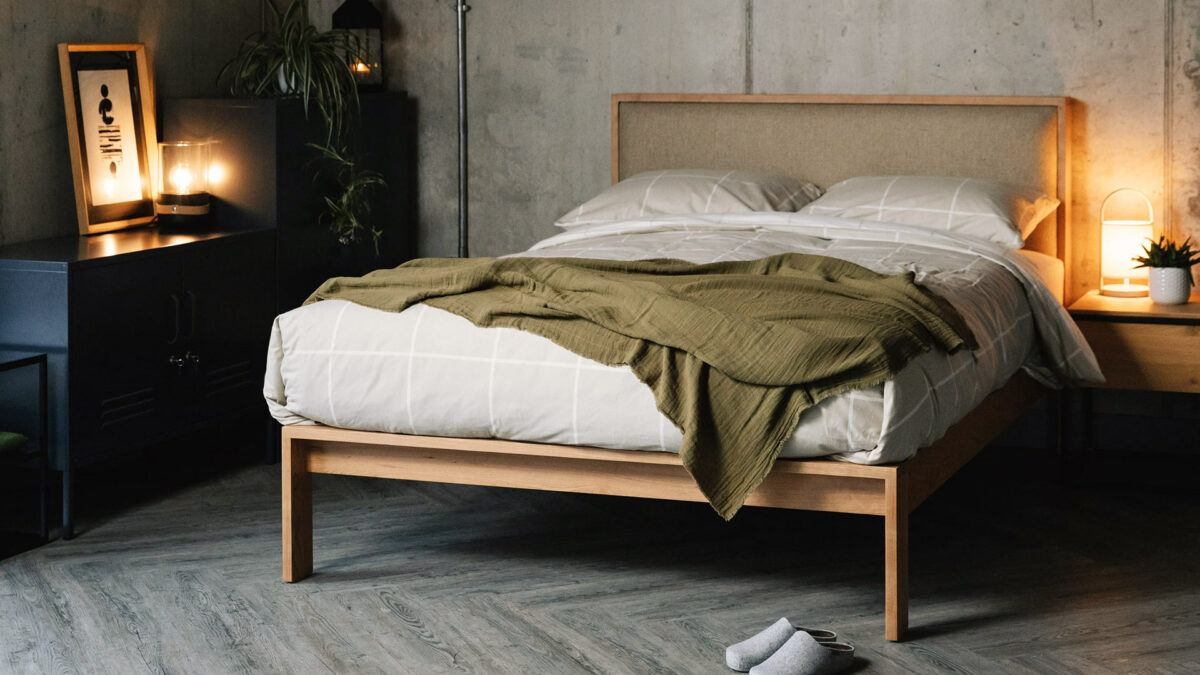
top-left (282, 433), bottom-right (313, 582)
top-left (884, 473), bottom-right (909, 642)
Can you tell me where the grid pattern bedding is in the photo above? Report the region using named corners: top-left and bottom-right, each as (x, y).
top-left (265, 213), bottom-right (1099, 466)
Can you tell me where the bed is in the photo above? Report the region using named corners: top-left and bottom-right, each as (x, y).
top-left (266, 94), bottom-right (1098, 641)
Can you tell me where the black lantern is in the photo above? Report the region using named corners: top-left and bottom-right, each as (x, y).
top-left (333, 0), bottom-right (384, 90)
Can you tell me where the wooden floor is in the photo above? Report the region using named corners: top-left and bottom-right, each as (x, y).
top-left (1, 443), bottom-right (1198, 674)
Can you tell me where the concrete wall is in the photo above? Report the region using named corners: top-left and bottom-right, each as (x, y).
top-left (0, 1), bottom-right (259, 246)
top-left (5, 0), bottom-right (1197, 270)
top-left (364, 0), bottom-right (1200, 286)
top-left (1173, 0), bottom-right (1200, 241)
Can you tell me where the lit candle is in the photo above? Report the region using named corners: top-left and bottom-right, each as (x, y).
top-left (169, 164), bottom-right (193, 194)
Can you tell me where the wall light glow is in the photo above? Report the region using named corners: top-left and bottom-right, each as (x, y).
top-left (206, 162), bottom-right (226, 186)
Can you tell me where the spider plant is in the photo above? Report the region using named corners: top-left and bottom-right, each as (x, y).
top-left (220, 0), bottom-right (389, 256)
top-left (309, 143), bottom-right (385, 254)
top-left (219, 0), bottom-right (359, 140)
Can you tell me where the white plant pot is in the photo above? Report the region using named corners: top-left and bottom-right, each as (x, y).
top-left (277, 67), bottom-right (297, 95)
top-left (1148, 267), bottom-right (1192, 305)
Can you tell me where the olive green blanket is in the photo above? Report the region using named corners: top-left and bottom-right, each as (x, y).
top-left (306, 253), bottom-right (976, 519)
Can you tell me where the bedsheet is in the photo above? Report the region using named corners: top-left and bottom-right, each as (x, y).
top-left (264, 213), bottom-right (1100, 465)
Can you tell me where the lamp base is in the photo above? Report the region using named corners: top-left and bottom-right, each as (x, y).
top-left (156, 193), bottom-right (212, 230)
top-left (156, 212), bottom-right (213, 230)
top-left (156, 192), bottom-right (210, 216)
top-left (1100, 282), bottom-right (1150, 298)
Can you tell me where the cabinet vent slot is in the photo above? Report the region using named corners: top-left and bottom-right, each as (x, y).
top-left (204, 360), bottom-right (256, 398)
top-left (99, 387), bottom-right (156, 428)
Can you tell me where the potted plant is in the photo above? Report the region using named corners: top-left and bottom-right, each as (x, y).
top-left (1132, 235), bottom-right (1199, 304)
top-left (220, 0), bottom-right (359, 139)
top-left (220, 0), bottom-right (386, 254)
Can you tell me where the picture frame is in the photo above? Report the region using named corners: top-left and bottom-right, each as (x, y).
top-left (58, 43), bottom-right (158, 235)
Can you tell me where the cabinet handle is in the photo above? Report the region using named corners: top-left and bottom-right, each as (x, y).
top-left (185, 351), bottom-right (200, 367)
top-left (168, 354), bottom-right (186, 371)
top-left (167, 294), bottom-right (181, 345)
top-left (184, 290), bottom-right (197, 341)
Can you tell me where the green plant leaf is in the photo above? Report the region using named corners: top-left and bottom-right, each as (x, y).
top-left (1131, 234), bottom-right (1199, 270)
top-left (218, 0), bottom-right (379, 252)
top-left (305, 142), bottom-right (388, 255)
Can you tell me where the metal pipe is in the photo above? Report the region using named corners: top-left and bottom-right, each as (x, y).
top-left (456, 1), bottom-right (471, 258)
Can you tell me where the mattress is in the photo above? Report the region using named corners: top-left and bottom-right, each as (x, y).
top-left (265, 213), bottom-right (1100, 465)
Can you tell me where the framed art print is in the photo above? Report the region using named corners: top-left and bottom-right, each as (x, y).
top-left (58, 43), bottom-right (158, 235)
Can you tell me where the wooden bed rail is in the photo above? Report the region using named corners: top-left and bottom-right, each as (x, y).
top-left (280, 371), bottom-right (1043, 642)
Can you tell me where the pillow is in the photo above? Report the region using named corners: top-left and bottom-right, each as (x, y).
top-left (555, 169), bottom-right (823, 228)
top-left (799, 175), bottom-right (1059, 249)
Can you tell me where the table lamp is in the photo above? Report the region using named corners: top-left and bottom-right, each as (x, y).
top-left (1099, 188), bottom-right (1154, 297)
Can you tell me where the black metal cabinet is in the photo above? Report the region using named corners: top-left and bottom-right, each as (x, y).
top-left (184, 237), bottom-right (276, 424)
top-left (161, 93), bottom-right (416, 312)
top-left (70, 250), bottom-right (181, 448)
top-left (0, 228), bottom-right (275, 538)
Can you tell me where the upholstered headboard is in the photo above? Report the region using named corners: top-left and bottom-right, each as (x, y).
top-left (611, 94), bottom-right (1072, 290)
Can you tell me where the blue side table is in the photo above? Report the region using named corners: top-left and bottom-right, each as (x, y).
top-left (0, 351), bottom-right (50, 539)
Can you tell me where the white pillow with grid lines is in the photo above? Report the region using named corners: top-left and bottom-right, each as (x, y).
top-left (799, 176), bottom-right (1059, 249)
top-left (555, 169), bottom-right (823, 228)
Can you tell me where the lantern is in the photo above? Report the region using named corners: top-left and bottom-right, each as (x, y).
top-left (156, 141), bottom-right (211, 227)
top-left (1099, 188), bottom-right (1154, 298)
top-left (333, 0), bottom-right (384, 90)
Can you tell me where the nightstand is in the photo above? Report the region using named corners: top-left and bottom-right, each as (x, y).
top-left (1068, 290), bottom-right (1200, 393)
top-left (1064, 291), bottom-right (1200, 482)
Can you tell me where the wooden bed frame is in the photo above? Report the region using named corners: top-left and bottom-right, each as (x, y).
top-left (280, 94), bottom-right (1073, 642)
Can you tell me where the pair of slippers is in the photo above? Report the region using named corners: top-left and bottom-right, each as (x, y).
top-left (725, 618), bottom-right (855, 675)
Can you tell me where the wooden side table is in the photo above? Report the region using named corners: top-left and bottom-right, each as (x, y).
top-left (1068, 290), bottom-right (1200, 393)
top-left (1067, 291), bottom-right (1200, 462)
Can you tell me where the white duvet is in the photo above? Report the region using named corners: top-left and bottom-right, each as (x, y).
top-left (264, 213), bottom-right (1101, 465)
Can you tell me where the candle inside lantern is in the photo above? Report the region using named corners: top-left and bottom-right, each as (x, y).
top-left (333, 0), bottom-right (384, 90)
top-left (169, 165), bottom-right (194, 194)
top-left (156, 141), bottom-right (211, 227)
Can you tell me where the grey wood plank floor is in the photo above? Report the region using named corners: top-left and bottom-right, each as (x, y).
top-left (1, 446), bottom-right (1197, 674)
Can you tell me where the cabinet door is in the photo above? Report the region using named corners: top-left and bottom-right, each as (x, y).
top-left (182, 231), bottom-right (276, 425)
top-left (69, 253), bottom-right (185, 459)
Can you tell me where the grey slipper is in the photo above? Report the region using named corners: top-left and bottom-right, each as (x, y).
top-left (793, 626), bottom-right (837, 643)
top-left (725, 618), bottom-right (838, 672)
top-left (748, 632), bottom-right (855, 675)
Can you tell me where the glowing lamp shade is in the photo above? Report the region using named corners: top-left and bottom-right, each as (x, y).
top-left (1099, 188), bottom-right (1154, 298)
top-left (156, 141), bottom-right (211, 226)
